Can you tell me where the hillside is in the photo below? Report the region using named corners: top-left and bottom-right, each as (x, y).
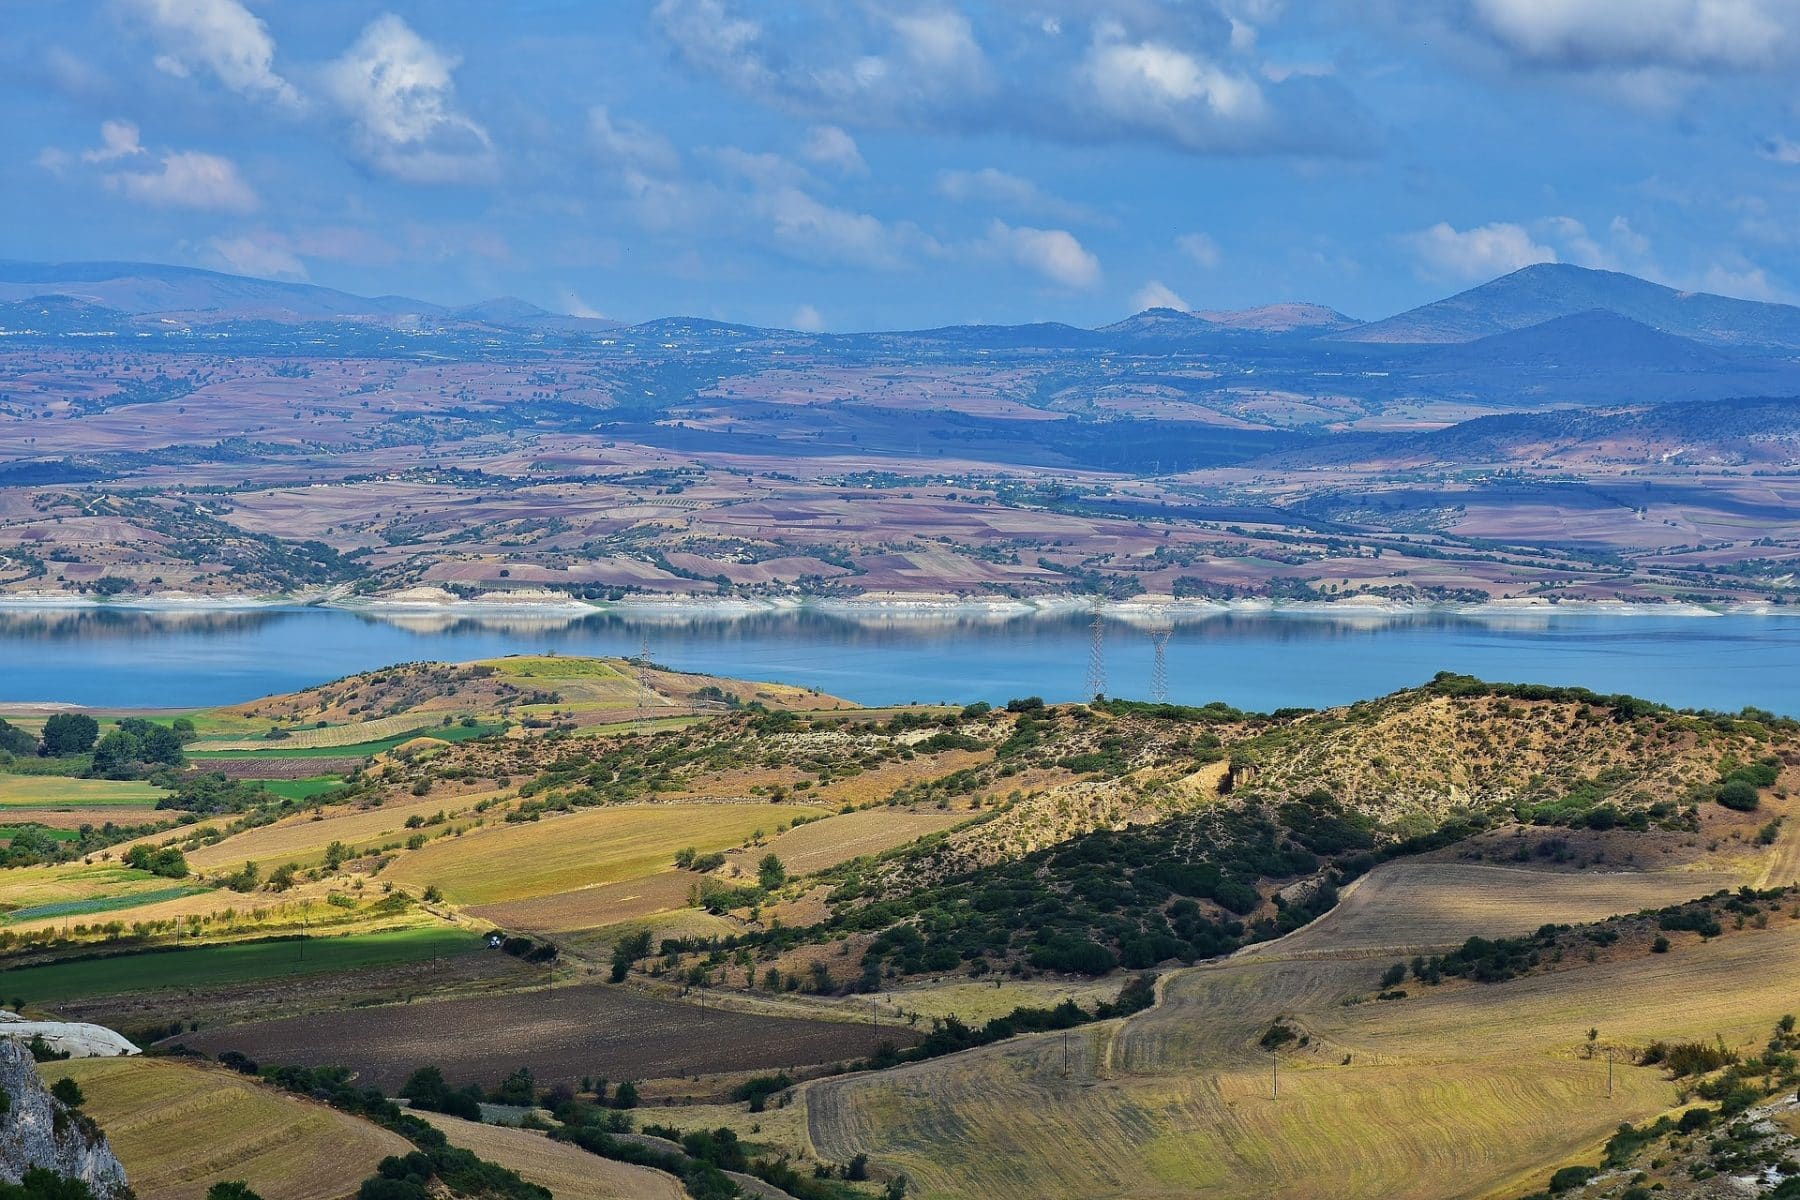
top-left (1345, 263), bottom-right (1800, 349)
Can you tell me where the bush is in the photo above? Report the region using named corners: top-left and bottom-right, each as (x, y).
top-left (1718, 780), bottom-right (1761, 811)
top-left (49, 1077), bottom-right (83, 1108)
top-left (1548, 1165), bottom-right (1598, 1193)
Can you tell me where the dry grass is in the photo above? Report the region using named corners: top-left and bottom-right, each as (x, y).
top-left (804, 853), bottom-right (1789, 1200)
top-left (418, 1111), bottom-right (684, 1200)
top-left (0, 775), bottom-right (166, 808)
top-left (382, 801), bottom-right (828, 906)
top-left (46, 1056), bottom-right (409, 1200)
top-left (184, 789), bottom-right (505, 872)
top-left (190, 712), bottom-right (448, 751)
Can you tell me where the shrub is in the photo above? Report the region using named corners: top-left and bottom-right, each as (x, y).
top-left (1718, 780), bottom-right (1761, 811)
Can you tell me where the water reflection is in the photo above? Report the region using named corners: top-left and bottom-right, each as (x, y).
top-left (2, 604), bottom-right (1798, 714)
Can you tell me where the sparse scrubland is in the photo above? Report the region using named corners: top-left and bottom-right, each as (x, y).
top-left (7, 660), bottom-right (1800, 1199)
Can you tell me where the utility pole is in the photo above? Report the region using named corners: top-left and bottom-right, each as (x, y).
top-left (1606, 1049), bottom-right (1613, 1099)
top-left (1085, 600), bottom-right (1106, 700)
top-left (1271, 1048), bottom-right (1279, 1100)
top-left (636, 635), bottom-right (653, 731)
top-left (1062, 1029), bottom-right (1070, 1080)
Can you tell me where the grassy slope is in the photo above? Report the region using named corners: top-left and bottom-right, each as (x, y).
top-left (46, 1056), bottom-right (410, 1200)
top-left (805, 844), bottom-right (1785, 1200)
top-left (383, 801), bottom-right (828, 906)
top-left (0, 775), bottom-right (167, 807)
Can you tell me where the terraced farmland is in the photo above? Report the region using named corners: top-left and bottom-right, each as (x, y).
top-left (46, 1055), bottom-right (410, 1200)
top-left (419, 1111), bottom-right (684, 1200)
top-left (805, 854), bottom-right (1786, 1200)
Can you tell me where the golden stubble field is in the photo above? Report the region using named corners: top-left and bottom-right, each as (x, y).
top-left (45, 1056), bottom-right (410, 1200)
top-left (804, 849), bottom-right (1790, 1200)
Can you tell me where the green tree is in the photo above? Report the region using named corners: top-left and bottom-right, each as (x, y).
top-left (40, 713), bottom-right (98, 756)
top-left (757, 853), bottom-right (787, 891)
top-left (206, 1184), bottom-right (264, 1200)
top-left (50, 1077), bottom-right (83, 1108)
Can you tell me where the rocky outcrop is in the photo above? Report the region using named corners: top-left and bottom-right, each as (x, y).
top-left (0, 1013), bottom-right (139, 1059)
top-left (0, 1038), bottom-right (129, 1197)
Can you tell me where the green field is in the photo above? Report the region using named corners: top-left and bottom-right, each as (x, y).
top-left (187, 723), bottom-right (504, 760)
top-left (0, 774), bottom-right (168, 808)
top-left (0, 825), bottom-right (80, 843)
top-left (2, 925), bottom-right (483, 1004)
top-left (259, 777), bottom-right (346, 801)
top-left (3, 885), bottom-right (209, 924)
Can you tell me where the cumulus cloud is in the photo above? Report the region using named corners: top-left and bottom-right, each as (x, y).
top-left (323, 15), bottom-right (494, 184)
top-left (756, 187), bottom-right (937, 271)
top-left (1133, 279), bottom-right (1191, 311)
top-left (109, 150), bottom-right (259, 212)
top-left (790, 303), bottom-right (827, 331)
top-left (1177, 231), bottom-right (1222, 268)
top-left (206, 233), bottom-right (306, 278)
top-left (1406, 220), bottom-right (1556, 280)
top-left (984, 220), bottom-right (1101, 288)
top-left (127, 0), bottom-right (301, 107)
top-left (81, 121), bottom-right (145, 163)
top-left (936, 167), bottom-right (1098, 223)
top-left (801, 125), bottom-right (867, 175)
top-left (1465, 0), bottom-right (1793, 72)
top-left (652, 0), bottom-right (1371, 157)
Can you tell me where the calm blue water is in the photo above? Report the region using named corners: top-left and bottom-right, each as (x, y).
top-left (3, 606), bottom-right (1800, 715)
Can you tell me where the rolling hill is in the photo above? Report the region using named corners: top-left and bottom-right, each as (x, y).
top-left (1343, 262), bottom-right (1800, 349)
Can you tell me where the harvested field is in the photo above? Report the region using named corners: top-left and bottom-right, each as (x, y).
top-left (184, 789), bottom-right (503, 872)
top-left (0, 775), bottom-right (166, 808)
top-left (1253, 861), bottom-right (1746, 960)
top-left (191, 712), bottom-right (448, 751)
top-left (181, 981), bottom-right (921, 1091)
top-left (472, 868), bottom-right (695, 934)
top-left (738, 807), bottom-right (969, 875)
top-left (804, 856), bottom-right (1776, 1200)
top-left (383, 801), bottom-right (828, 906)
top-left (47, 1056), bottom-right (409, 1200)
top-left (204, 757), bottom-right (364, 780)
top-left (419, 1111), bottom-right (684, 1200)
top-left (0, 806), bottom-right (165, 829)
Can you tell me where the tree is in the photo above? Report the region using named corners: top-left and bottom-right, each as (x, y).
top-left (757, 853), bottom-right (787, 891)
top-left (50, 1077), bottom-right (84, 1108)
top-left (40, 713), bottom-right (98, 756)
top-left (612, 1079), bottom-right (638, 1109)
top-left (1718, 780), bottom-right (1761, 811)
top-left (0, 719), bottom-right (36, 757)
top-left (206, 1184), bottom-right (265, 1200)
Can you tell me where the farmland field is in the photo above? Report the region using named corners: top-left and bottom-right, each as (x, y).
top-left (383, 801), bottom-right (829, 906)
top-left (46, 1056), bottom-right (410, 1200)
top-left (181, 980), bottom-right (921, 1090)
top-left (0, 775), bottom-right (167, 808)
top-left (186, 722), bottom-right (502, 760)
top-left (183, 789), bottom-right (504, 872)
top-left (4, 925), bottom-right (480, 1005)
top-left (804, 855), bottom-right (1789, 1200)
top-left (418, 1111), bottom-right (685, 1200)
top-left (189, 712), bottom-right (457, 751)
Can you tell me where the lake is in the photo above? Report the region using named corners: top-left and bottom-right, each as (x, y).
top-left (4, 604), bottom-right (1800, 715)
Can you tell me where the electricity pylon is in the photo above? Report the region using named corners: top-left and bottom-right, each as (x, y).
top-left (1085, 601), bottom-right (1106, 700)
top-left (1150, 621), bottom-right (1172, 704)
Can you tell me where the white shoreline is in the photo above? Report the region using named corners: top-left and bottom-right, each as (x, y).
top-left (0, 589), bottom-right (1770, 620)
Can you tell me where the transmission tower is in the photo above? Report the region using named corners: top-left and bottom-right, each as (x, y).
top-left (1085, 601), bottom-right (1106, 700)
top-left (1149, 621), bottom-right (1172, 704)
top-left (636, 634), bottom-right (653, 729)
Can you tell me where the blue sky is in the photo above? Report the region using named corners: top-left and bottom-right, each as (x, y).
top-left (5, 1), bottom-right (1800, 329)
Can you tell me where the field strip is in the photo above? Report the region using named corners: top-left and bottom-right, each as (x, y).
top-left (418, 1111), bottom-right (685, 1200)
top-left (48, 1055), bottom-right (410, 1200)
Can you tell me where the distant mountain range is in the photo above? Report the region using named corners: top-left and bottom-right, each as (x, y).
top-left (4, 257), bottom-right (1800, 356)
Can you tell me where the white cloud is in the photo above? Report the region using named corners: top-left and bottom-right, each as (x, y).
top-left (801, 125), bottom-right (867, 175)
top-left (127, 0), bottom-right (301, 107)
top-left (1406, 220), bottom-right (1556, 281)
top-left (936, 167), bottom-right (1098, 223)
top-left (984, 220), bottom-right (1101, 288)
top-left (1467, 0), bottom-right (1792, 72)
top-left (323, 15), bottom-right (494, 185)
top-left (1080, 32), bottom-right (1272, 151)
top-left (207, 234), bottom-right (306, 279)
top-left (591, 106), bottom-right (681, 175)
top-left (81, 121), bottom-right (145, 164)
top-left (1177, 231), bottom-right (1222, 268)
top-left (790, 303), bottom-right (827, 331)
top-left (559, 290), bottom-right (607, 319)
top-left (1699, 261), bottom-right (1778, 300)
top-left (109, 150), bottom-right (259, 212)
top-left (1133, 280), bottom-right (1191, 311)
top-left (757, 187), bottom-right (935, 270)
